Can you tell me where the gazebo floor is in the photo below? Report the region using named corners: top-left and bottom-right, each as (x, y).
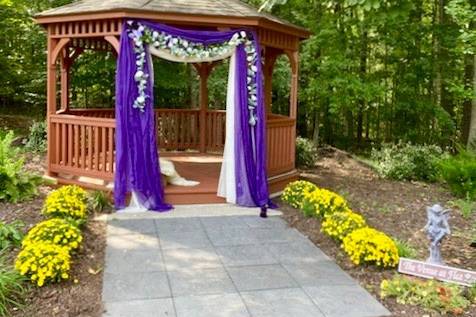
top-left (162, 154), bottom-right (226, 205)
top-left (52, 153), bottom-right (298, 206)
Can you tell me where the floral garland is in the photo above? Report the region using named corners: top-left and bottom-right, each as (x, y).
top-left (127, 21), bottom-right (260, 126)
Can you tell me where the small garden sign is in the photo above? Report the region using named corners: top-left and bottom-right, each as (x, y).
top-left (398, 258), bottom-right (476, 287)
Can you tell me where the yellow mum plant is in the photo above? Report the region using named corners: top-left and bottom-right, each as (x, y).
top-left (302, 187), bottom-right (349, 218)
top-left (281, 180), bottom-right (317, 209)
top-left (22, 219), bottom-right (83, 252)
top-left (42, 185), bottom-right (88, 220)
top-left (321, 210), bottom-right (367, 241)
top-left (342, 227), bottom-right (399, 268)
top-left (15, 242), bottom-right (71, 287)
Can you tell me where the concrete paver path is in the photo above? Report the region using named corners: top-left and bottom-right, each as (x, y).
top-left (102, 204), bottom-right (391, 317)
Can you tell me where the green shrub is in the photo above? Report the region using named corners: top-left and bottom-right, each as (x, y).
top-left (439, 148), bottom-right (476, 199)
top-left (0, 131), bottom-right (42, 203)
top-left (394, 239), bottom-right (418, 259)
top-left (89, 190), bottom-right (112, 213)
top-left (23, 121), bottom-right (47, 153)
top-left (448, 195), bottom-right (475, 219)
top-left (296, 137), bottom-right (317, 168)
top-left (0, 256), bottom-right (26, 316)
top-left (371, 143), bottom-right (444, 181)
top-left (0, 221), bottom-right (24, 250)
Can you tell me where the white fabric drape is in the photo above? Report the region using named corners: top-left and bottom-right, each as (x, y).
top-left (217, 52), bottom-right (237, 204)
top-left (149, 46), bottom-right (235, 64)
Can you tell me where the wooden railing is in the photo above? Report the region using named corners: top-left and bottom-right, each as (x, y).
top-left (49, 114), bottom-right (116, 181)
top-left (51, 110), bottom-right (295, 181)
top-left (267, 114), bottom-right (296, 177)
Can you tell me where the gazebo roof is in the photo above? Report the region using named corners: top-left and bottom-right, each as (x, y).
top-left (36, 0), bottom-right (309, 38)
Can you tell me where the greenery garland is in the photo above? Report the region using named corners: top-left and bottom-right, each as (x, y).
top-left (127, 21), bottom-right (260, 126)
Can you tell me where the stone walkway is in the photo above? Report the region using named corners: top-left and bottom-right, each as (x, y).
top-left (102, 204), bottom-right (390, 317)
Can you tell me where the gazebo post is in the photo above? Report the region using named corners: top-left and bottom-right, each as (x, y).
top-left (60, 49), bottom-right (70, 112)
top-left (46, 28), bottom-right (58, 176)
top-left (196, 63), bottom-right (212, 153)
top-left (287, 50), bottom-right (300, 168)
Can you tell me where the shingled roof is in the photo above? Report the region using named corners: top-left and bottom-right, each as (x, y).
top-left (36, 0), bottom-right (308, 37)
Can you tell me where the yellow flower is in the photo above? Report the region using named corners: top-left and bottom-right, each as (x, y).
top-left (41, 185), bottom-right (88, 220)
top-left (321, 210), bottom-right (366, 241)
top-left (282, 181), bottom-right (317, 209)
top-left (15, 242), bottom-right (71, 287)
top-left (22, 218), bottom-right (83, 252)
top-left (342, 227), bottom-right (399, 268)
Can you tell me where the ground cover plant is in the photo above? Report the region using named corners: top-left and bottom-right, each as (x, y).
top-left (0, 221), bottom-right (24, 250)
top-left (0, 131), bottom-right (41, 203)
top-left (381, 276), bottom-right (474, 315)
top-left (0, 256), bottom-right (26, 317)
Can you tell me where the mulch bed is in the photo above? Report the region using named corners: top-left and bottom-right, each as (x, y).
top-left (275, 147), bottom-right (476, 317)
top-left (0, 154), bottom-right (107, 317)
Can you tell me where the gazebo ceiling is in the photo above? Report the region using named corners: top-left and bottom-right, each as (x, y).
top-left (35, 0), bottom-right (310, 38)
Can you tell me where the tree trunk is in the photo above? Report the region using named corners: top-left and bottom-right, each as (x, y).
top-left (357, 30), bottom-right (368, 145)
top-left (462, 54), bottom-right (476, 148)
top-left (312, 108), bottom-right (320, 145)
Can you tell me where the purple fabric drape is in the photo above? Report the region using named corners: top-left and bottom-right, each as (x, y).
top-left (114, 20), bottom-right (273, 210)
top-left (114, 23), bottom-right (171, 211)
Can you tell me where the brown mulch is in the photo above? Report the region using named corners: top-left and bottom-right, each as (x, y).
top-left (0, 155), bottom-right (107, 317)
top-left (275, 146), bottom-right (476, 317)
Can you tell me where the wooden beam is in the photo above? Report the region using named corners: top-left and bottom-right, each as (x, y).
top-left (51, 38), bottom-right (71, 65)
top-left (104, 35), bottom-right (120, 54)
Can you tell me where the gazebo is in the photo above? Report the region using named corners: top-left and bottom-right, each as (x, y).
top-left (36, 0), bottom-right (310, 207)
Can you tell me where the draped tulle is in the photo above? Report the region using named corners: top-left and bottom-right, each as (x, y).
top-left (114, 20), bottom-right (273, 211)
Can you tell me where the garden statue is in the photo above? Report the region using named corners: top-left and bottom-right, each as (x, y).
top-left (425, 204), bottom-right (451, 265)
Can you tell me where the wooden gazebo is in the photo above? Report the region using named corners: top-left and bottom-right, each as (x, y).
top-left (36, 0), bottom-right (310, 204)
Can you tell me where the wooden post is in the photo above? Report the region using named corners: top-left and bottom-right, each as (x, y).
top-left (286, 50), bottom-right (300, 169)
top-left (287, 50), bottom-right (299, 120)
top-left (197, 63), bottom-right (211, 153)
top-left (263, 47), bottom-right (280, 114)
top-left (46, 28), bottom-right (58, 176)
top-left (60, 49), bottom-right (70, 112)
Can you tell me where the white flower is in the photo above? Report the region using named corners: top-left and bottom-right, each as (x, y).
top-left (134, 71), bottom-right (144, 82)
top-left (136, 95), bottom-right (146, 104)
top-left (240, 31), bottom-right (247, 38)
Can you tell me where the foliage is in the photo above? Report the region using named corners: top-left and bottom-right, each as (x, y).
top-left (394, 239), bottom-right (418, 259)
top-left (89, 190), bottom-right (112, 213)
top-left (342, 227), bottom-right (399, 268)
top-left (0, 131), bottom-right (41, 203)
top-left (371, 143), bottom-right (444, 181)
top-left (23, 121), bottom-right (46, 153)
top-left (0, 221), bottom-right (24, 250)
top-left (321, 210), bottom-right (367, 241)
top-left (22, 219), bottom-right (82, 252)
top-left (381, 276), bottom-right (472, 314)
top-left (448, 195), bottom-right (475, 219)
top-left (15, 242), bottom-right (71, 287)
top-left (281, 180), bottom-right (317, 209)
top-left (302, 187), bottom-right (350, 218)
top-left (0, 256), bottom-right (26, 316)
top-left (42, 185), bottom-right (88, 222)
top-left (295, 137), bottom-right (317, 168)
top-left (438, 148), bottom-right (476, 199)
